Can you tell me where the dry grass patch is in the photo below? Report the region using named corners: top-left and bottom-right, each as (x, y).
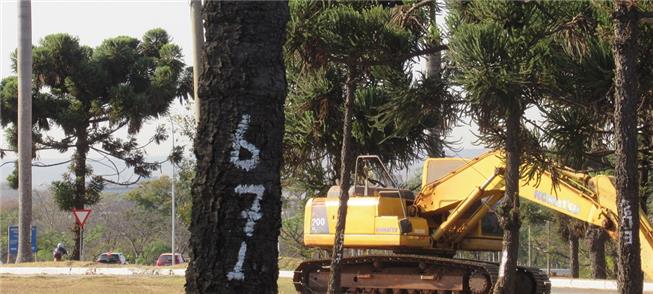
top-left (0, 275), bottom-right (296, 294)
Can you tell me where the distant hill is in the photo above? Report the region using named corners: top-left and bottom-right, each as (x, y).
top-left (0, 155), bottom-right (172, 203)
top-left (0, 156), bottom-right (174, 189)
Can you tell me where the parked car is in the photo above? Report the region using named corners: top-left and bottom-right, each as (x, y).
top-left (156, 253), bottom-right (184, 266)
top-left (96, 252), bottom-right (127, 264)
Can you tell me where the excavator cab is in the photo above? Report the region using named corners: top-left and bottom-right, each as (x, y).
top-left (304, 155), bottom-right (431, 250)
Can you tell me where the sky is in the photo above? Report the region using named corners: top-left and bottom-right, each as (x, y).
top-left (0, 0), bottom-right (197, 185)
top-left (0, 0), bottom-right (483, 185)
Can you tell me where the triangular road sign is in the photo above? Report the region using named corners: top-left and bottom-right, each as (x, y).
top-left (72, 208), bottom-right (92, 228)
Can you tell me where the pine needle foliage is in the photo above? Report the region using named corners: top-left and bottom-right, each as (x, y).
top-left (0, 29), bottom-right (189, 258)
top-left (284, 0), bottom-right (456, 192)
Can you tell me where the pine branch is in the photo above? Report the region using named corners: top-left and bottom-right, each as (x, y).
top-left (33, 160), bottom-right (73, 167)
top-left (400, 0), bottom-right (433, 25)
top-left (101, 175), bottom-right (142, 186)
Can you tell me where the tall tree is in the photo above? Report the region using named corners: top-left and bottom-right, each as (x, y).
top-left (15, 0), bottom-right (33, 263)
top-left (0, 29), bottom-right (187, 260)
top-left (447, 1), bottom-right (584, 292)
top-left (285, 2), bottom-right (452, 291)
top-left (185, 2), bottom-right (289, 293)
top-left (284, 1), bottom-right (454, 197)
top-left (448, 4), bottom-right (527, 292)
top-left (612, 0), bottom-right (642, 292)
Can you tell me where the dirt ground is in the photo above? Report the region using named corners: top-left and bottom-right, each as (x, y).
top-left (0, 275), bottom-right (296, 294)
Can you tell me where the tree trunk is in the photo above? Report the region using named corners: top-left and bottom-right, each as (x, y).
top-left (640, 114), bottom-right (651, 215)
top-left (493, 107), bottom-right (521, 294)
top-left (570, 234), bottom-right (579, 278)
top-left (70, 127), bottom-right (88, 261)
top-left (426, 1), bottom-right (441, 81)
top-left (185, 2), bottom-right (289, 293)
top-left (613, 1), bottom-right (643, 293)
top-left (586, 226), bottom-right (608, 279)
top-left (426, 0), bottom-right (443, 158)
top-left (15, 0), bottom-right (33, 263)
top-left (327, 73), bottom-right (357, 294)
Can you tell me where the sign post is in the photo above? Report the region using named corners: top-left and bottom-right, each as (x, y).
top-left (72, 208), bottom-right (92, 261)
top-left (8, 225), bottom-right (37, 262)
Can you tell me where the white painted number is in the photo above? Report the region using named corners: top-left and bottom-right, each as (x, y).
top-left (227, 114), bottom-right (267, 281)
top-left (230, 114), bottom-right (261, 172)
top-left (619, 199), bottom-right (634, 245)
top-left (311, 218), bottom-right (326, 227)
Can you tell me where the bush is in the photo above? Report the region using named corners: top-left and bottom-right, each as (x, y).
top-left (140, 240), bottom-right (170, 265)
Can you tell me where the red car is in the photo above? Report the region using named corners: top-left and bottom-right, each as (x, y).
top-left (156, 253), bottom-right (184, 266)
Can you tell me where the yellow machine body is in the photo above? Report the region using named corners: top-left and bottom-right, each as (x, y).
top-left (303, 196), bottom-right (430, 249)
top-left (303, 151), bottom-right (653, 281)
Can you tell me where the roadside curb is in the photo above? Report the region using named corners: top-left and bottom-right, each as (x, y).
top-left (0, 267), bottom-right (186, 276)
top-left (0, 267), bottom-right (294, 278)
top-left (550, 278), bottom-right (653, 292)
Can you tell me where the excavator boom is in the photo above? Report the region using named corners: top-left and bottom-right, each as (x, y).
top-left (414, 151), bottom-right (652, 280)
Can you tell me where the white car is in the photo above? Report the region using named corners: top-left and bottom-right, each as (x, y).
top-left (96, 252), bottom-right (128, 264)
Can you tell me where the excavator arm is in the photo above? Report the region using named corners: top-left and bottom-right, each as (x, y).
top-left (414, 151), bottom-right (653, 281)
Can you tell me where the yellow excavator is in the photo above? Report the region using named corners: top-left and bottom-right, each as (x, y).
top-left (293, 151), bottom-right (653, 293)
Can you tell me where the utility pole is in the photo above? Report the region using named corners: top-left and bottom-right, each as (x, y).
top-left (15, 0), bottom-right (33, 263)
top-left (546, 221), bottom-right (551, 276)
top-left (190, 0), bottom-right (204, 125)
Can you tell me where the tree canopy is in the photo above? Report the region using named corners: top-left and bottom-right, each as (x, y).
top-left (284, 1), bottom-right (457, 195)
top-left (0, 28), bottom-right (189, 259)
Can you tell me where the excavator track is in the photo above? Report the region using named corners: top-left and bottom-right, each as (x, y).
top-left (293, 255), bottom-right (550, 294)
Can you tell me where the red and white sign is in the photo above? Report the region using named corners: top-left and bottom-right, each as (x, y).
top-left (72, 208), bottom-right (92, 228)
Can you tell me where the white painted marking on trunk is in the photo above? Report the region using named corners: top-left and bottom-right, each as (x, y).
top-left (230, 114), bottom-right (260, 172)
top-left (235, 184), bottom-right (265, 237)
top-left (498, 248), bottom-right (508, 278)
top-left (226, 185), bottom-right (266, 280)
top-left (619, 198), bottom-right (634, 245)
top-left (227, 241), bottom-right (248, 280)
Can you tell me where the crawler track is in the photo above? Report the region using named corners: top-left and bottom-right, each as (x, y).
top-left (293, 255), bottom-right (550, 294)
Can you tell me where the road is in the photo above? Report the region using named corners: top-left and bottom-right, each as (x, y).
top-left (553, 289), bottom-right (617, 294)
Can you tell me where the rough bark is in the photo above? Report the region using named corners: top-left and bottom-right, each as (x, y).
top-left (426, 1), bottom-right (441, 81)
top-left (185, 2), bottom-right (289, 293)
top-left (612, 1), bottom-right (643, 293)
top-left (15, 0), bottom-right (33, 263)
top-left (587, 226), bottom-right (609, 279)
top-left (640, 115), bottom-right (651, 215)
top-left (570, 234), bottom-right (579, 278)
top-left (327, 74), bottom-right (357, 294)
top-left (493, 108), bottom-right (521, 294)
